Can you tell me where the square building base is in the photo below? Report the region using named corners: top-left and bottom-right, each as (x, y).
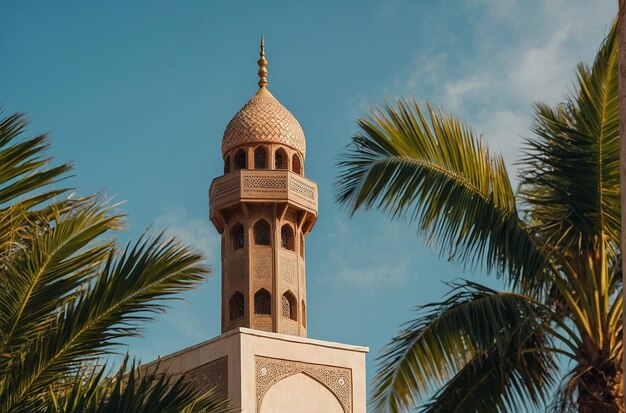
top-left (145, 328), bottom-right (368, 413)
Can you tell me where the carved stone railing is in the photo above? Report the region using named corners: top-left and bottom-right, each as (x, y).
top-left (209, 170), bottom-right (318, 217)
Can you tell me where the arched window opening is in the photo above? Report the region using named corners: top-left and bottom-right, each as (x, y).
top-left (254, 219), bottom-right (271, 246)
top-left (292, 154), bottom-right (302, 175)
top-left (281, 224), bottom-right (294, 251)
top-left (254, 147), bottom-right (267, 169)
top-left (299, 234), bottom-right (305, 258)
top-left (274, 149), bottom-right (286, 169)
top-left (224, 155), bottom-right (231, 174)
top-left (234, 149), bottom-right (247, 170)
top-left (282, 291), bottom-right (297, 321)
top-left (229, 291), bottom-right (244, 320)
top-left (254, 289), bottom-right (271, 315)
top-left (231, 222), bottom-right (244, 250)
top-left (302, 300), bottom-right (306, 328)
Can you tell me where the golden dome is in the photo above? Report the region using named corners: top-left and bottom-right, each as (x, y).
top-left (221, 87), bottom-right (306, 157)
top-left (221, 37), bottom-right (306, 157)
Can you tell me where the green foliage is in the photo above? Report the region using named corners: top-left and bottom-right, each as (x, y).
top-left (0, 111), bottom-right (228, 412)
top-left (336, 19), bottom-right (621, 413)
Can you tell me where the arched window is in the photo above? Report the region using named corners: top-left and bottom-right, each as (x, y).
top-left (234, 149), bottom-right (247, 170)
top-left (229, 291), bottom-right (244, 320)
top-left (254, 147), bottom-right (267, 169)
top-left (231, 222), bottom-right (244, 250)
top-left (282, 291), bottom-right (297, 321)
top-left (281, 224), bottom-right (294, 251)
top-left (274, 148), bottom-right (287, 169)
top-left (302, 300), bottom-right (306, 328)
top-left (254, 289), bottom-right (271, 315)
top-left (224, 155), bottom-right (231, 174)
top-left (254, 219), bottom-right (271, 246)
top-left (292, 154), bottom-right (302, 175)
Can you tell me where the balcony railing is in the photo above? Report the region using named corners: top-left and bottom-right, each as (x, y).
top-left (209, 169), bottom-right (318, 216)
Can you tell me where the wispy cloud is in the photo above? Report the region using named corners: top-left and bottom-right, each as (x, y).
top-left (351, 0), bottom-right (615, 180)
top-left (320, 219), bottom-right (412, 290)
top-left (154, 205), bottom-right (219, 262)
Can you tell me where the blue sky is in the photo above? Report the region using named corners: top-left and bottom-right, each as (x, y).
top-left (1, 0), bottom-right (617, 409)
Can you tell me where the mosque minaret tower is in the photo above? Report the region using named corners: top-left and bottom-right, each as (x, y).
top-left (146, 38), bottom-right (367, 413)
top-left (210, 37), bottom-right (317, 337)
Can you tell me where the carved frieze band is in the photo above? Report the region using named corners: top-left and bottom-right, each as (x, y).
top-left (242, 175), bottom-right (287, 194)
top-left (289, 178), bottom-right (316, 201)
top-left (183, 356), bottom-right (228, 400)
top-left (213, 178), bottom-right (240, 199)
top-left (255, 356), bottom-right (352, 413)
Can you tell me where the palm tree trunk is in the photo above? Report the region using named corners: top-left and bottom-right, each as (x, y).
top-left (578, 363), bottom-right (623, 412)
top-left (618, 1), bottom-right (626, 412)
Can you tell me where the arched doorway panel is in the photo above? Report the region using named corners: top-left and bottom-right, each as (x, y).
top-left (260, 372), bottom-right (344, 413)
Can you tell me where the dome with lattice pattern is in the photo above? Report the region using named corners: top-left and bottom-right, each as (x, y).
top-left (221, 87), bottom-right (306, 158)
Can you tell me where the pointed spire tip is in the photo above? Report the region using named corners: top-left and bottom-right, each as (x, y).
top-left (257, 35), bottom-right (268, 89)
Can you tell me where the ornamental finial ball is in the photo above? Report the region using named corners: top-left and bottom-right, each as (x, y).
top-left (257, 35), bottom-right (268, 88)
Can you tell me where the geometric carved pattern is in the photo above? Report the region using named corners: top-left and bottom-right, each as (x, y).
top-left (255, 356), bottom-right (352, 413)
top-left (281, 257), bottom-right (295, 285)
top-left (243, 175), bottom-right (287, 194)
top-left (289, 177), bottom-right (316, 201)
top-left (280, 322), bottom-right (298, 336)
top-left (222, 93), bottom-right (306, 156)
top-left (254, 255), bottom-right (271, 280)
top-left (183, 356), bottom-right (228, 400)
top-left (213, 178), bottom-right (240, 199)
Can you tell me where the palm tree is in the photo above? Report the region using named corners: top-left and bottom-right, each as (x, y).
top-left (336, 20), bottom-right (621, 413)
top-left (0, 112), bottom-right (228, 412)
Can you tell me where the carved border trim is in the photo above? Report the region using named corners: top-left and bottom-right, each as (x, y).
top-left (255, 356), bottom-right (352, 412)
top-left (183, 356), bottom-right (228, 400)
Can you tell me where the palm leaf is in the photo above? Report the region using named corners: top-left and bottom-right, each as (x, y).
top-left (0, 112), bottom-right (72, 208)
top-left (44, 357), bottom-right (229, 413)
top-left (521, 23), bottom-right (619, 258)
top-left (1, 232), bottom-right (208, 410)
top-left (335, 101), bottom-right (548, 293)
top-left (370, 282), bottom-right (560, 412)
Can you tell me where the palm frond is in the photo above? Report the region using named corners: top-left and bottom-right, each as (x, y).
top-left (520, 20), bottom-right (619, 262)
top-left (370, 281), bottom-right (559, 412)
top-left (1, 233), bottom-right (209, 410)
top-left (335, 100), bottom-right (547, 293)
top-left (44, 357), bottom-right (229, 413)
top-left (0, 198), bottom-right (123, 351)
top-left (0, 112), bottom-right (72, 208)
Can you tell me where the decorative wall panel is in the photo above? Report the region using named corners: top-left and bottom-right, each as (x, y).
top-left (255, 356), bottom-right (352, 413)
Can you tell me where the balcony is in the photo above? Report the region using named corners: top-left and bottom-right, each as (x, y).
top-left (209, 169), bottom-right (318, 220)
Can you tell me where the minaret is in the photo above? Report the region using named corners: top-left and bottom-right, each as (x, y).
top-left (209, 38), bottom-right (318, 337)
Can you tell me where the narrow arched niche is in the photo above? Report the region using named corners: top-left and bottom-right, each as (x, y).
top-left (224, 155), bottom-right (231, 174)
top-left (254, 219), bottom-right (271, 246)
top-left (254, 288), bottom-right (272, 315)
top-left (281, 224), bottom-right (294, 251)
top-left (292, 154), bottom-right (302, 175)
top-left (234, 149), bottom-right (247, 170)
top-left (254, 146), bottom-right (267, 169)
top-left (274, 148), bottom-right (287, 170)
top-left (282, 291), bottom-right (297, 321)
top-left (229, 291), bottom-right (244, 320)
top-left (231, 222), bottom-right (244, 250)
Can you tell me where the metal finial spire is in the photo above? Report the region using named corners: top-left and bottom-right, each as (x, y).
top-left (257, 35), bottom-right (268, 88)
